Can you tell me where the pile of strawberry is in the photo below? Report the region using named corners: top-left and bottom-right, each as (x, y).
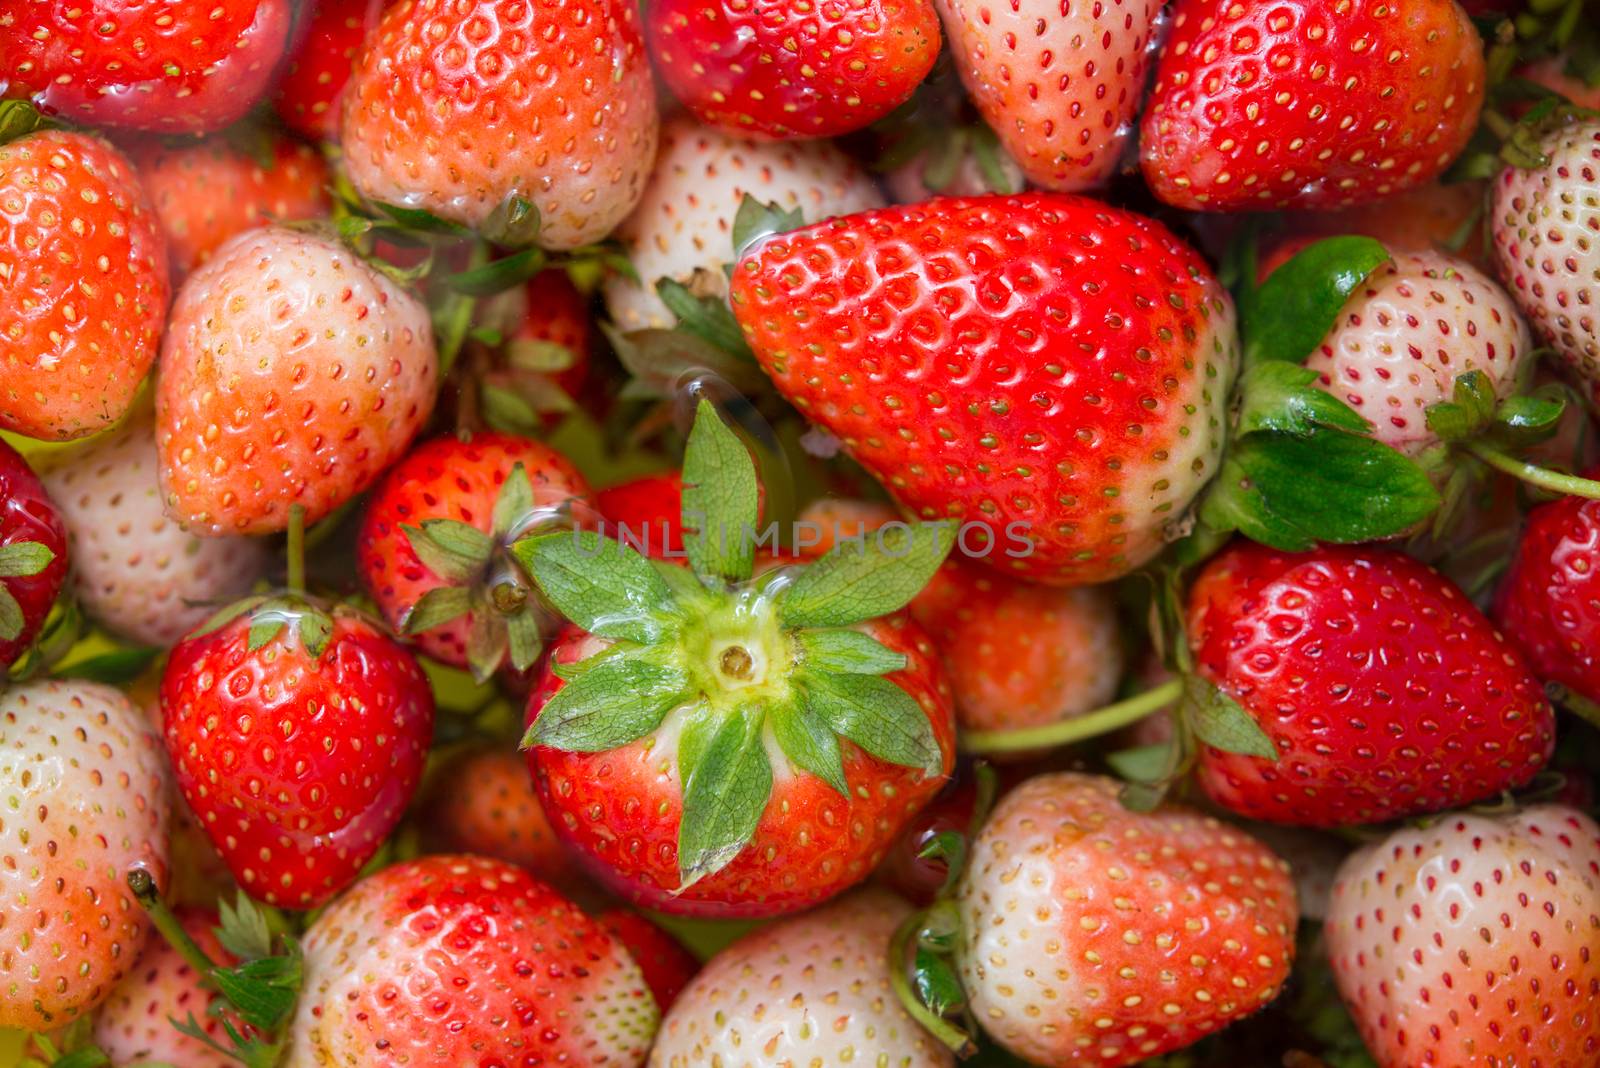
top-left (2, 0), bottom-right (1599, 1065)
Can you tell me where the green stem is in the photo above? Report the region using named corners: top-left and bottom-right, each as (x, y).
top-left (887, 910), bottom-right (977, 1057)
top-left (1465, 440), bottom-right (1600, 499)
top-left (127, 868), bottom-right (219, 979)
top-left (1546, 681), bottom-right (1600, 731)
top-left (285, 504), bottom-right (307, 595)
top-left (436, 239), bottom-right (488, 377)
top-left (961, 678), bottom-right (1183, 755)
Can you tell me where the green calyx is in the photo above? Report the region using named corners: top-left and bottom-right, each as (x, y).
top-left (515, 399), bottom-right (954, 887)
top-left (0, 540), bottom-right (56, 642)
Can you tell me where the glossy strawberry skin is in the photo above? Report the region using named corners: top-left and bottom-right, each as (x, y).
top-left (0, 131), bottom-right (170, 442)
top-left (1, 0), bottom-right (295, 133)
top-left (596, 908), bottom-right (699, 1013)
top-left (1141, 0), bottom-right (1485, 212)
top-left (423, 746), bottom-right (576, 888)
top-left (273, 0), bottom-right (377, 141)
top-left (648, 0), bottom-right (941, 140)
top-left (729, 193), bottom-right (1238, 586)
top-left (1189, 542), bottom-right (1555, 827)
top-left (0, 440), bottom-right (67, 669)
top-left (1496, 480), bottom-right (1600, 704)
top-left (161, 611), bottom-right (434, 909)
top-left (595, 473), bottom-right (686, 559)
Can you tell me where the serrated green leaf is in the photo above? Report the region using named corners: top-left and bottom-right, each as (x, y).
top-left (0, 541), bottom-right (55, 578)
top-left (492, 463), bottom-right (535, 541)
top-left (778, 523), bottom-right (955, 628)
top-left (1246, 236), bottom-right (1391, 366)
top-left (681, 399), bottom-right (760, 585)
top-left (914, 948), bottom-right (967, 1016)
top-left (795, 628), bottom-right (908, 675)
top-left (677, 703), bottom-right (772, 886)
top-left (656, 278), bottom-right (750, 357)
top-left (506, 338), bottom-right (577, 373)
top-left (403, 585), bottom-right (474, 634)
top-left (209, 948), bottom-right (302, 1032)
top-left (524, 647), bottom-right (691, 751)
top-left (730, 195), bottom-right (804, 259)
top-left (0, 586), bottom-right (24, 642)
top-left (769, 698), bottom-right (848, 795)
top-left (1235, 362), bottom-right (1372, 437)
top-left (215, 892), bottom-right (274, 961)
top-left (448, 247), bottom-right (548, 296)
top-left (403, 521), bottom-right (490, 583)
top-left (515, 531), bottom-right (679, 644)
top-left (1106, 742), bottom-right (1177, 785)
top-left (1185, 677), bottom-right (1278, 760)
top-left (802, 672), bottom-right (943, 774)
top-left (52, 646), bottom-right (162, 684)
top-left (505, 607), bottom-right (543, 673)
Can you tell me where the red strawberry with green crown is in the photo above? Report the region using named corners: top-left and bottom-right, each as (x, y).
top-left (0, 438), bottom-right (66, 670)
top-left (518, 400), bottom-right (958, 918)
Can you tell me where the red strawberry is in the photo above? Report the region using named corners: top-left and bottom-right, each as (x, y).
top-left (156, 226), bottom-right (437, 535)
top-left (339, 0), bottom-right (659, 248)
top-left (654, 889), bottom-right (953, 1065)
top-left (953, 772), bottom-right (1298, 1067)
top-left (357, 431), bottom-right (590, 679)
top-left (728, 193), bottom-right (1239, 586)
top-left (1326, 805), bottom-right (1600, 1068)
top-left (596, 472), bottom-right (686, 559)
top-left (0, 438), bottom-right (66, 669)
top-left (596, 908), bottom-right (699, 1012)
top-left (423, 744), bottom-right (575, 885)
top-left (648, 0), bottom-right (941, 140)
top-left (935, 0), bottom-right (1162, 191)
top-left (0, 129), bottom-right (169, 442)
top-left (875, 776), bottom-right (979, 904)
top-left (1188, 541), bottom-right (1556, 827)
top-left (161, 601), bottom-right (434, 908)
top-left (511, 269), bottom-right (592, 398)
top-left (285, 855), bottom-right (659, 1064)
top-left (0, 0), bottom-right (295, 133)
top-left (273, 0), bottom-right (381, 141)
top-left (1141, 0), bottom-right (1486, 212)
top-left (128, 133), bottom-right (331, 277)
top-left (475, 268), bottom-right (594, 428)
top-left (1277, 181), bottom-right (1490, 264)
top-left (0, 680), bottom-right (171, 1029)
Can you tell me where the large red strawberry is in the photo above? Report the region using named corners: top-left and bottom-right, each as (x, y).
top-left (520, 401), bottom-right (957, 918)
top-left (1326, 805), bottom-right (1600, 1068)
top-left (0, 0), bottom-right (295, 133)
top-left (935, 0), bottom-right (1162, 191)
top-left (648, 0), bottom-right (941, 140)
top-left (156, 226), bottom-right (437, 535)
top-left (161, 597), bottom-right (434, 909)
top-left (728, 193), bottom-right (1239, 586)
top-left (285, 855), bottom-right (659, 1064)
top-left (0, 680), bottom-right (171, 1029)
top-left (0, 439), bottom-right (66, 669)
top-left (1141, 0), bottom-right (1486, 212)
top-left (339, 0), bottom-right (659, 248)
top-left (0, 128), bottom-right (169, 441)
top-left (1188, 541), bottom-right (1556, 826)
top-left (273, 0), bottom-right (380, 141)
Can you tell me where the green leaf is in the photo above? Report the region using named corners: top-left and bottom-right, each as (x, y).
top-left (463, 606), bottom-right (508, 684)
top-left (514, 531), bottom-right (679, 644)
top-left (215, 891), bottom-right (274, 961)
top-left (403, 585), bottom-right (474, 634)
top-left (677, 703), bottom-right (772, 886)
top-left (778, 523), bottom-right (955, 628)
top-left (1245, 236), bottom-right (1391, 366)
top-left (730, 195), bottom-right (804, 259)
top-left (656, 278), bottom-right (750, 358)
top-left (1201, 430), bottom-right (1440, 551)
top-left (295, 608), bottom-right (333, 659)
top-left (506, 338), bottom-right (577, 373)
top-left (481, 382), bottom-right (545, 435)
top-left (0, 99), bottom-right (52, 144)
top-left (681, 399), bottom-right (761, 585)
top-left (1425, 370), bottom-right (1497, 443)
top-left (481, 196), bottom-right (541, 247)
top-left (492, 463), bottom-right (535, 542)
top-left (604, 325), bottom-right (769, 399)
top-left (1106, 742), bottom-right (1177, 785)
top-left (768, 698), bottom-right (848, 795)
top-left (795, 628), bottom-right (908, 675)
top-left (504, 607), bottom-right (543, 673)
top-left (0, 586), bottom-right (24, 642)
top-left (0, 541), bottom-right (55, 578)
top-left (523, 647), bottom-right (691, 751)
top-left (209, 948), bottom-right (302, 1032)
top-left (53, 646), bottom-right (162, 684)
top-left (372, 201), bottom-right (470, 235)
top-left (247, 617), bottom-right (286, 651)
top-left (448, 247), bottom-right (548, 296)
top-left (1235, 362), bottom-right (1372, 437)
top-left (914, 948), bottom-right (967, 1017)
top-left (403, 520), bottom-right (492, 583)
top-left (1494, 389), bottom-right (1567, 447)
top-left (801, 672), bottom-right (943, 774)
top-left (1185, 677), bottom-right (1279, 760)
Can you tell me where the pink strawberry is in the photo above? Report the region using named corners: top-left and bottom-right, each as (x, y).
top-left (596, 908), bottom-right (699, 1013)
top-left (1326, 805), bottom-right (1600, 1068)
top-left (0, 438), bottom-right (67, 669)
top-left (285, 855), bottom-right (659, 1064)
top-left (935, 0), bottom-right (1163, 191)
top-left (0, 680), bottom-right (171, 1029)
top-left (156, 226), bottom-right (437, 535)
top-left (339, 0), bottom-right (659, 248)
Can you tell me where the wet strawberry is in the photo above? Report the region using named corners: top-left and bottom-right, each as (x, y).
top-left (273, 0), bottom-right (380, 141)
top-left (423, 745), bottom-right (574, 885)
top-left (0, 439), bottom-right (66, 669)
top-left (596, 908), bottom-right (699, 1013)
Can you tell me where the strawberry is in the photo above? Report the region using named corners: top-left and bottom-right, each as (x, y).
top-left (38, 414), bottom-right (269, 648)
top-left (883, 129), bottom-right (1027, 204)
top-left (156, 226), bottom-right (437, 535)
top-left (950, 772), bottom-right (1298, 1067)
top-left (648, 0), bottom-right (941, 140)
top-left (934, 0), bottom-right (1162, 191)
top-left (1277, 181), bottom-right (1490, 264)
top-left (0, 0), bottom-right (295, 134)
top-left (0, 438), bottom-right (66, 669)
top-left (1325, 805), bottom-right (1600, 1068)
top-left (1188, 541), bottom-right (1556, 827)
top-left (520, 401), bottom-right (957, 918)
top-left (596, 472), bottom-right (686, 559)
top-left (1518, 55), bottom-right (1600, 110)
top-left (1491, 119), bottom-right (1600, 405)
top-left (596, 908), bottom-right (699, 1013)
top-left (604, 116), bottom-right (883, 333)
top-left (0, 128), bottom-right (169, 442)
top-left (423, 744), bottom-right (575, 884)
top-left (285, 855), bottom-right (659, 1064)
top-left (357, 431), bottom-right (590, 679)
top-left (475, 268), bottom-right (594, 430)
top-left (652, 888), bottom-right (954, 1066)
top-left (273, 0), bottom-right (380, 142)
top-left (511, 269), bottom-right (592, 399)
top-left (338, 0), bottom-right (659, 248)
top-left (161, 597), bottom-right (434, 908)
top-left (1141, 0), bottom-right (1486, 212)
top-left (728, 193), bottom-right (1239, 586)
top-left (128, 133), bottom-right (332, 277)
top-left (0, 680), bottom-right (171, 1029)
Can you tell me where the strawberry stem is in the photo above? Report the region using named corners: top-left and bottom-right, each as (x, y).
top-left (286, 504), bottom-right (306, 595)
top-left (887, 909), bottom-right (977, 1056)
top-left (126, 868), bottom-right (221, 979)
top-left (961, 678), bottom-right (1184, 755)
top-left (1464, 440), bottom-right (1600, 500)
